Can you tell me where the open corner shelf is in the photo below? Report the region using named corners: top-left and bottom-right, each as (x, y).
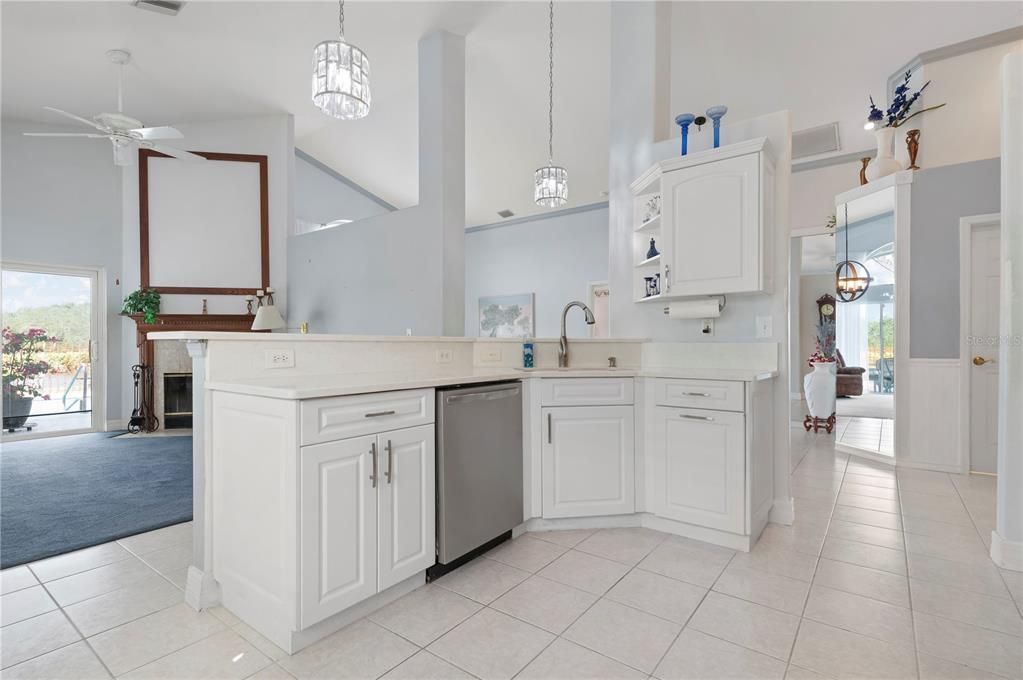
top-left (634, 215), bottom-right (661, 233)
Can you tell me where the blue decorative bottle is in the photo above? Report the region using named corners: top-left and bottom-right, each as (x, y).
top-left (646, 238), bottom-right (659, 259)
top-left (522, 342), bottom-right (534, 368)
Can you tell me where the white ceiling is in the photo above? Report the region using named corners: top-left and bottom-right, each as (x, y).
top-left (1, 0), bottom-right (608, 228)
top-left (2, 1), bottom-right (1019, 228)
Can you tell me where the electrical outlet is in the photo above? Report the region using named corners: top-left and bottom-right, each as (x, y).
top-left (701, 319), bottom-right (715, 336)
top-left (265, 349), bottom-right (295, 369)
top-left (405, 328), bottom-right (413, 336)
top-left (436, 349), bottom-right (453, 364)
top-left (756, 316), bottom-right (773, 338)
top-left (480, 348), bottom-right (502, 363)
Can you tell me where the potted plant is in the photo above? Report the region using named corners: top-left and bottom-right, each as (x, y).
top-left (804, 321), bottom-right (837, 419)
top-left (2, 327), bottom-right (57, 429)
top-left (864, 69), bottom-right (945, 181)
top-left (121, 288), bottom-right (161, 324)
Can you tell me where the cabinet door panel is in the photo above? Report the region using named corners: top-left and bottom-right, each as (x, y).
top-left (300, 436), bottom-right (377, 628)
top-left (653, 407), bottom-right (745, 533)
top-left (662, 152), bottom-right (760, 296)
top-left (542, 406), bottom-right (635, 518)
top-left (378, 425), bottom-right (436, 590)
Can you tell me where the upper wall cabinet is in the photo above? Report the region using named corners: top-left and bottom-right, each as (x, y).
top-left (630, 138), bottom-right (774, 302)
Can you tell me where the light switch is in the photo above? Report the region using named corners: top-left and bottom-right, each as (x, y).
top-left (756, 316), bottom-right (773, 338)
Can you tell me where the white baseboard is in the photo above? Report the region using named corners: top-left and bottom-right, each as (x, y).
top-left (769, 496), bottom-right (794, 525)
top-left (184, 566), bottom-right (221, 610)
top-left (896, 458), bottom-right (967, 475)
top-left (990, 531), bottom-right (1023, 571)
top-left (106, 419), bottom-right (127, 431)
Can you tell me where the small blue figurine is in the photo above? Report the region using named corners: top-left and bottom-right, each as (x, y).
top-left (675, 113), bottom-right (695, 156)
top-left (646, 238), bottom-right (659, 260)
top-left (706, 105), bottom-right (728, 148)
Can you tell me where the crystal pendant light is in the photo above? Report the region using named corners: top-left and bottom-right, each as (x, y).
top-left (312, 0), bottom-right (371, 120)
top-left (535, 0), bottom-right (567, 207)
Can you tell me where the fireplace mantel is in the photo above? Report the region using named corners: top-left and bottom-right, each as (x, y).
top-left (124, 314), bottom-right (260, 430)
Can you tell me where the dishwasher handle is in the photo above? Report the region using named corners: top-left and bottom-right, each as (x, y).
top-left (444, 387), bottom-right (520, 405)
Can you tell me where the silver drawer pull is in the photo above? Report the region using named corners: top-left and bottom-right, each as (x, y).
top-left (680, 414), bottom-right (714, 421)
top-left (364, 410), bottom-right (397, 418)
top-left (681, 391), bottom-right (711, 397)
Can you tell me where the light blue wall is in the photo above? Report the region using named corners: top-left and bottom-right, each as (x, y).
top-left (465, 205), bottom-right (609, 338)
top-left (1, 120), bottom-right (124, 424)
top-left (910, 158), bottom-right (1000, 358)
top-left (294, 150), bottom-right (393, 229)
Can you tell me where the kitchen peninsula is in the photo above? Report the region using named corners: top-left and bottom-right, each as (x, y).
top-left (150, 331), bottom-right (784, 654)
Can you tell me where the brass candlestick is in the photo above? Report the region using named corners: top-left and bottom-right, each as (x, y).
top-left (906, 129), bottom-right (921, 170)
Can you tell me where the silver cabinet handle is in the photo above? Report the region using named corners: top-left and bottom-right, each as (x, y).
top-left (385, 439), bottom-right (394, 484)
top-left (369, 441), bottom-right (378, 487)
top-left (547, 413), bottom-right (553, 444)
top-left (365, 410), bottom-right (396, 418)
top-left (665, 264), bottom-right (671, 292)
top-left (681, 391), bottom-right (711, 397)
top-left (680, 414), bottom-right (714, 421)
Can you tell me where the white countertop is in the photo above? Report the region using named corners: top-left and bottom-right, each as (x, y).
top-left (204, 367), bottom-right (777, 400)
top-left (147, 331), bottom-right (648, 344)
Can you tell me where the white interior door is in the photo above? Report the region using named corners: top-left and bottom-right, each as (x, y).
top-left (969, 222), bottom-right (1001, 474)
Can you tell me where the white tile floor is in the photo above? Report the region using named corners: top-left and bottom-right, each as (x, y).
top-left (2, 436), bottom-right (1021, 679)
top-left (835, 416), bottom-right (894, 457)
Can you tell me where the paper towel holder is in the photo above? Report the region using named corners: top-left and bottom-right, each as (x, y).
top-left (662, 294), bottom-right (727, 316)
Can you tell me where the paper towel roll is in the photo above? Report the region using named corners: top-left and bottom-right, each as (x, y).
top-left (666, 299), bottom-right (722, 319)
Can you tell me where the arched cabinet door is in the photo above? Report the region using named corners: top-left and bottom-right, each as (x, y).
top-left (660, 150), bottom-right (769, 297)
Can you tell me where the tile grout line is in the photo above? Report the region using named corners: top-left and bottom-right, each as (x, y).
top-left (784, 447), bottom-right (847, 675)
top-left (896, 468), bottom-right (922, 680)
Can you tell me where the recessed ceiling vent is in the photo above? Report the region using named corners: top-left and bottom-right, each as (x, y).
top-left (497, 209), bottom-right (515, 218)
top-left (792, 122), bottom-right (841, 159)
top-left (131, 0), bottom-right (185, 16)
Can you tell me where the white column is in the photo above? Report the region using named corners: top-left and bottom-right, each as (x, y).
top-left (993, 53), bottom-right (1023, 570)
top-left (418, 31), bottom-right (466, 336)
top-left (183, 340), bottom-right (220, 609)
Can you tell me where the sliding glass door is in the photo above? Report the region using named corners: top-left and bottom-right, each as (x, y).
top-left (2, 264), bottom-right (100, 438)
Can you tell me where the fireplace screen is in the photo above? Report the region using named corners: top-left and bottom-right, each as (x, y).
top-left (163, 373), bottom-right (193, 429)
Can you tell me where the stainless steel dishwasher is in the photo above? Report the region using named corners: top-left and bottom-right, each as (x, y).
top-left (429, 381), bottom-right (522, 579)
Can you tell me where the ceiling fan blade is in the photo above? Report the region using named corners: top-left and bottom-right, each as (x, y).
top-left (146, 143), bottom-right (206, 162)
top-left (24, 132), bottom-right (107, 138)
top-left (42, 106), bottom-right (107, 131)
top-left (132, 125), bottom-right (184, 140)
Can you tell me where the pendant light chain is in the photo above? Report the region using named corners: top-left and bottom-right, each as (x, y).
top-left (339, 0), bottom-right (345, 40)
top-left (547, 0), bottom-right (555, 164)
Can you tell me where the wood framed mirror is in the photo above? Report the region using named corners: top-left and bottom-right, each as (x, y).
top-left (139, 149), bottom-right (269, 295)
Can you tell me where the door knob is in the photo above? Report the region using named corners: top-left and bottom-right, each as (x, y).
top-left (973, 356), bottom-right (995, 366)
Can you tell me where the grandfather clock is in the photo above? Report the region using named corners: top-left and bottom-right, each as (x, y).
top-left (816, 294), bottom-right (836, 325)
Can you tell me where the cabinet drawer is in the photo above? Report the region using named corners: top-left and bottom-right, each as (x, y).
top-left (301, 389), bottom-right (434, 445)
top-left (540, 378), bottom-right (634, 406)
top-left (654, 379), bottom-right (743, 412)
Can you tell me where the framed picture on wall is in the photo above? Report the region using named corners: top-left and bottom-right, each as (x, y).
top-left (478, 293), bottom-right (535, 338)
top-left (139, 149), bottom-right (269, 295)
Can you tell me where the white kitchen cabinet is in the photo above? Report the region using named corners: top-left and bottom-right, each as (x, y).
top-left (300, 424), bottom-right (435, 627)
top-left (542, 405), bottom-right (635, 518)
top-left (300, 435), bottom-right (378, 627)
top-left (630, 137), bottom-right (774, 302)
top-left (650, 406), bottom-right (745, 533)
top-left (377, 425), bottom-right (435, 591)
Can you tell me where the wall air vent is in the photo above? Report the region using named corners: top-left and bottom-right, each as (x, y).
top-left (792, 122), bottom-right (841, 159)
top-left (131, 0), bottom-right (185, 16)
top-left (497, 209), bottom-right (515, 218)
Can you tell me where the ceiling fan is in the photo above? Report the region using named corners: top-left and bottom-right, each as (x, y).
top-left (23, 49), bottom-right (205, 167)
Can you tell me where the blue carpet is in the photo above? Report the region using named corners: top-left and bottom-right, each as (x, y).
top-left (1, 432), bottom-right (192, 569)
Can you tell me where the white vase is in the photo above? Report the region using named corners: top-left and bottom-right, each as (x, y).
top-left (804, 362), bottom-right (837, 419)
top-left (865, 127), bottom-right (903, 181)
